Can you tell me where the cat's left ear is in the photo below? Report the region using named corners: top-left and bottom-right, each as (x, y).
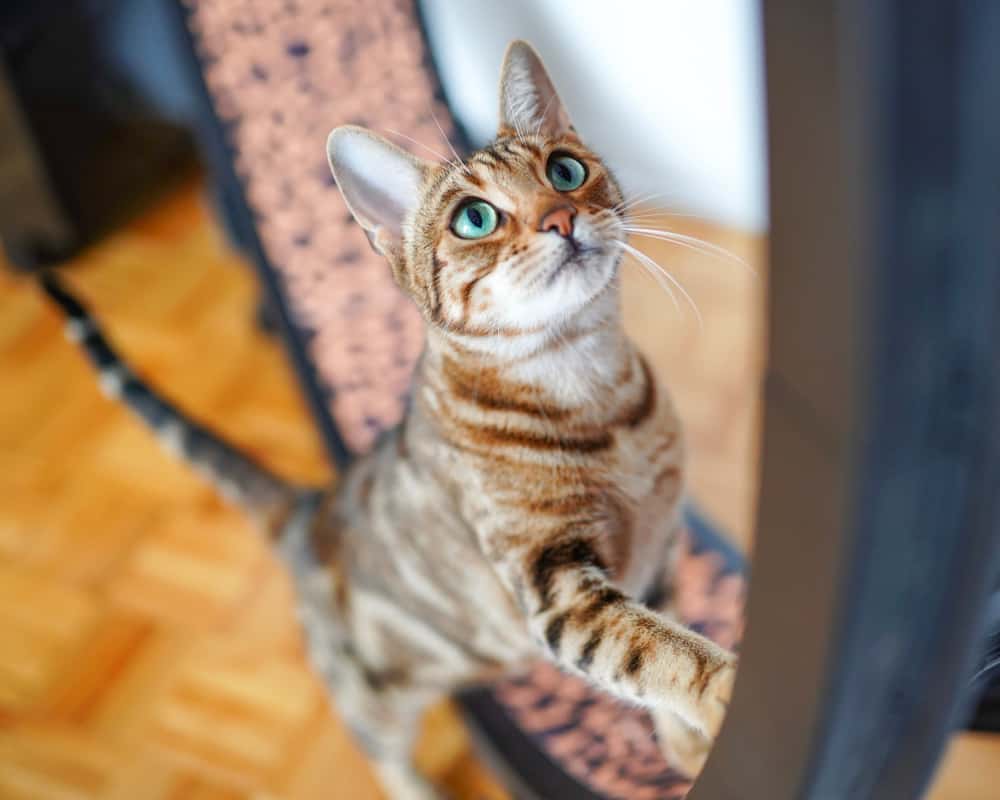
top-left (498, 40), bottom-right (574, 139)
top-left (326, 125), bottom-right (429, 257)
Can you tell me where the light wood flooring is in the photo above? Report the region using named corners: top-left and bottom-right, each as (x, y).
top-left (0, 182), bottom-right (992, 798)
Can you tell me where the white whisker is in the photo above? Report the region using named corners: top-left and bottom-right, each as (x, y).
top-left (622, 226), bottom-right (756, 275)
top-left (608, 239), bottom-right (679, 313)
top-left (383, 129), bottom-right (453, 166)
top-left (427, 107), bottom-right (467, 173)
top-left (613, 191), bottom-right (677, 215)
top-left (616, 241), bottom-right (703, 330)
top-left (612, 192), bottom-right (659, 212)
top-left (622, 210), bottom-right (702, 224)
top-left (631, 260), bottom-right (681, 315)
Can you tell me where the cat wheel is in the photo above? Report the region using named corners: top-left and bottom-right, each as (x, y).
top-left (169, 1), bottom-right (1000, 797)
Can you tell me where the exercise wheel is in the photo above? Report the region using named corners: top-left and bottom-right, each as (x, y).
top-left (693, 3), bottom-right (1000, 796)
top-left (169, 1), bottom-right (1000, 797)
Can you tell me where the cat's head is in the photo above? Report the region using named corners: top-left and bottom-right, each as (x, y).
top-left (327, 40), bottom-right (624, 336)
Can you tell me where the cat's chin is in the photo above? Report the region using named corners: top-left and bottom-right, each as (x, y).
top-left (544, 245), bottom-right (606, 287)
top-left (553, 253), bottom-right (619, 313)
top-left (508, 262), bottom-right (618, 331)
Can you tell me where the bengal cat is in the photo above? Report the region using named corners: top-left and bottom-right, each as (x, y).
top-left (44, 40), bottom-right (736, 800)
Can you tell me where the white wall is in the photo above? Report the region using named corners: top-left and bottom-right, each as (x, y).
top-left (421, 0), bottom-right (768, 231)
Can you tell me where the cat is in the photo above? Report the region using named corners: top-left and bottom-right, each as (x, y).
top-left (43, 40), bottom-right (736, 800)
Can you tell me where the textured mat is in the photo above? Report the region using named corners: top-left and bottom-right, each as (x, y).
top-left (184, 0), bottom-right (462, 455)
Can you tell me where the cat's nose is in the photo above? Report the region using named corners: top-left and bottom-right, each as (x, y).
top-left (539, 205), bottom-right (577, 238)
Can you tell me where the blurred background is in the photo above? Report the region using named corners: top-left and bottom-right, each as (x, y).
top-left (0, 1), bottom-right (991, 798)
top-left (422, 0), bottom-right (768, 231)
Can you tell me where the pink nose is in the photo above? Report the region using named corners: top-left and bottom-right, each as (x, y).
top-left (539, 205), bottom-right (577, 238)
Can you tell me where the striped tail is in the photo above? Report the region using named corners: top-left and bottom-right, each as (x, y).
top-left (41, 272), bottom-right (300, 526)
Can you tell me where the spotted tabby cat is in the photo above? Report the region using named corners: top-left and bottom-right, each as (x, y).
top-left (45, 41), bottom-right (736, 800)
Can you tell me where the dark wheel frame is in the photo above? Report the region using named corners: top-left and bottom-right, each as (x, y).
top-left (693, 2), bottom-right (1000, 798)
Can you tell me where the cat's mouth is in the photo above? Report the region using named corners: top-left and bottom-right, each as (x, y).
top-left (545, 241), bottom-right (605, 286)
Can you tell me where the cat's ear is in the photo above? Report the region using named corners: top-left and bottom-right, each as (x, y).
top-left (326, 125), bottom-right (429, 256)
top-left (498, 40), bottom-right (574, 138)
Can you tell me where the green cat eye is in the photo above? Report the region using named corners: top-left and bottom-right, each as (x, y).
top-left (451, 200), bottom-right (499, 239)
top-left (547, 153), bottom-right (587, 192)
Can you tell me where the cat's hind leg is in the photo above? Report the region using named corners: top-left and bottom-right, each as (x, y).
top-left (327, 643), bottom-right (447, 800)
top-left (313, 639), bottom-right (445, 800)
top-left (294, 585), bottom-right (447, 797)
top-left (343, 695), bottom-right (442, 800)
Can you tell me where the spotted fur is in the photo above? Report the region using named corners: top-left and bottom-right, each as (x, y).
top-left (46, 41), bottom-right (736, 799)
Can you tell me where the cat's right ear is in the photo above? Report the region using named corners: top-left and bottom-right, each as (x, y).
top-left (326, 125), bottom-right (428, 257)
top-left (498, 40), bottom-right (574, 139)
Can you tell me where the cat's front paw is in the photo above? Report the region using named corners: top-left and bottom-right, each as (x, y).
top-left (653, 708), bottom-right (713, 778)
top-left (654, 655), bottom-right (736, 777)
top-left (696, 654), bottom-right (737, 740)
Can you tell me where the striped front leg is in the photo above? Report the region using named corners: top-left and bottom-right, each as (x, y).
top-left (510, 533), bottom-right (736, 739)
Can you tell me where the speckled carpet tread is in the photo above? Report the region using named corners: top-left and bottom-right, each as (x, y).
top-left (184, 0), bottom-right (462, 454)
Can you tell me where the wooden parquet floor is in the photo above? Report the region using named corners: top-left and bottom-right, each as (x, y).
top-left (0, 182), bottom-right (993, 798)
top-left (0, 185), bottom-right (506, 800)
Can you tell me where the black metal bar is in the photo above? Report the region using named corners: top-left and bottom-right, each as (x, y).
top-left (691, 2), bottom-right (1000, 798)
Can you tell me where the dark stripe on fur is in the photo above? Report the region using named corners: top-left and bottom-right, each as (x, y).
top-left (530, 537), bottom-right (606, 612)
top-left (545, 612), bottom-right (569, 654)
top-left (576, 627), bottom-right (604, 672)
top-left (624, 644), bottom-right (646, 676)
top-left (451, 322), bottom-right (543, 338)
top-left (690, 652), bottom-right (725, 698)
top-left (479, 147), bottom-right (504, 167)
top-left (429, 253), bottom-right (446, 322)
top-left (459, 268), bottom-right (492, 322)
top-left (462, 421), bottom-right (612, 454)
top-left (577, 585), bottom-right (626, 624)
top-left (507, 138), bottom-right (543, 160)
top-left (442, 358), bottom-right (571, 420)
top-left (524, 491), bottom-right (599, 515)
top-left (620, 356), bottom-right (657, 428)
